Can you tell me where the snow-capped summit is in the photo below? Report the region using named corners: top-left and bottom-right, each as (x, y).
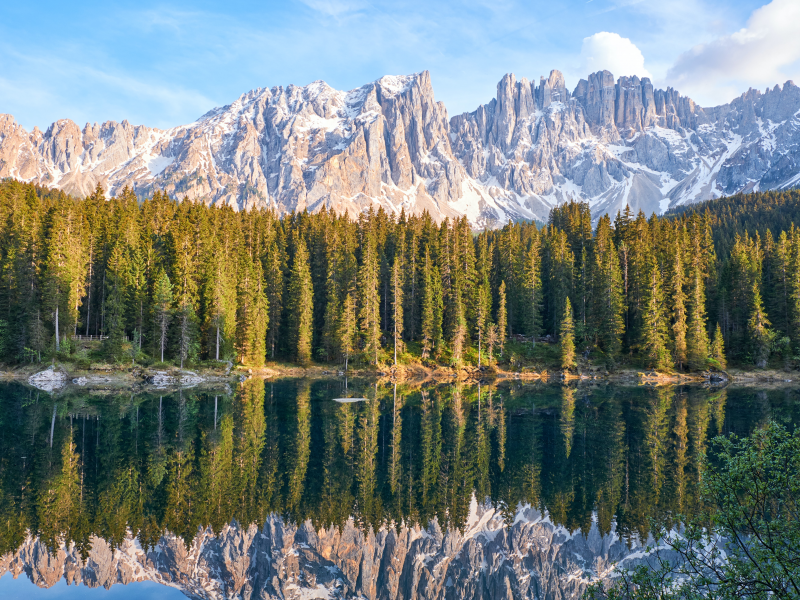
top-left (1, 69), bottom-right (800, 226)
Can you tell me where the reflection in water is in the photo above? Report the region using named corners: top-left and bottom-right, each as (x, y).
top-left (0, 380), bottom-right (798, 595)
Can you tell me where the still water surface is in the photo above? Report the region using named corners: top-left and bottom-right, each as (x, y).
top-left (0, 379), bottom-right (797, 598)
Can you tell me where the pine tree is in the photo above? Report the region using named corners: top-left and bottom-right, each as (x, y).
top-left (177, 303), bottom-right (198, 368)
top-left (359, 227), bottom-right (381, 365)
top-left (338, 292), bottom-right (358, 371)
top-left (431, 266), bottom-right (444, 357)
top-left (451, 287), bottom-right (467, 366)
top-left (102, 242), bottom-right (128, 359)
top-left (560, 297), bottom-right (576, 371)
top-left (391, 245), bottom-right (404, 365)
top-left (671, 245), bottom-right (688, 370)
top-left (522, 234), bottom-right (542, 342)
top-left (591, 218), bottom-right (624, 362)
top-left (264, 239), bottom-right (285, 359)
top-left (710, 323), bottom-right (727, 370)
top-left (420, 249), bottom-right (434, 359)
top-left (204, 244), bottom-right (237, 361)
top-left (236, 255), bottom-right (269, 367)
top-left (475, 282), bottom-right (491, 367)
top-left (686, 265), bottom-right (710, 371)
top-left (497, 280), bottom-right (508, 357)
top-left (641, 253), bottom-right (672, 371)
top-left (153, 269), bottom-right (173, 362)
top-left (748, 281), bottom-right (774, 368)
top-left (287, 237), bottom-right (314, 365)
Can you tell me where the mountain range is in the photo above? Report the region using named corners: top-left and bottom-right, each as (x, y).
top-left (1, 500), bottom-right (662, 599)
top-left (1, 69), bottom-right (799, 226)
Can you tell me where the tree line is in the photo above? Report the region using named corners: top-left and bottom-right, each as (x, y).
top-left (1, 178), bottom-right (799, 370)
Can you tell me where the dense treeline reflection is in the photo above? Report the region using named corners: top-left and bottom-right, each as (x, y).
top-left (0, 380), bottom-right (797, 558)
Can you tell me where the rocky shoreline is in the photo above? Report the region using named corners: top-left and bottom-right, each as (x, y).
top-left (0, 359), bottom-right (794, 394)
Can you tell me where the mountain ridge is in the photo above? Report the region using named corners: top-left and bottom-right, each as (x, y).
top-left (1, 69), bottom-right (799, 226)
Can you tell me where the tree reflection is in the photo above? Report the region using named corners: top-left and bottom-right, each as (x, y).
top-left (0, 381), bottom-right (794, 558)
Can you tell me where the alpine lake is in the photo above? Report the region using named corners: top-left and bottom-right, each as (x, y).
top-left (0, 378), bottom-right (798, 599)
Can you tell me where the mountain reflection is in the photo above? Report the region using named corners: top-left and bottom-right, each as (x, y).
top-left (0, 379), bottom-right (796, 559)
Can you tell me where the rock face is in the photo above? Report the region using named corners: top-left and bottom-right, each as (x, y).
top-left (2, 69), bottom-right (800, 226)
top-left (0, 501), bottom-right (661, 599)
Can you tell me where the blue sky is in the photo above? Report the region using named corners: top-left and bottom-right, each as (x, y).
top-left (0, 574), bottom-right (185, 599)
top-left (1, 0), bottom-right (798, 131)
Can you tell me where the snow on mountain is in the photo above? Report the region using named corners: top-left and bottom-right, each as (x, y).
top-left (0, 501), bottom-right (667, 599)
top-left (1, 69), bottom-right (800, 226)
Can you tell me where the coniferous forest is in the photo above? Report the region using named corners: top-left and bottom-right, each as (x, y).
top-left (2, 177), bottom-right (800, 372)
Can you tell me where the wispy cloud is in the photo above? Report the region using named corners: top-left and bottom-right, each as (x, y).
top-left (665, 0), bottom-right (800, 105)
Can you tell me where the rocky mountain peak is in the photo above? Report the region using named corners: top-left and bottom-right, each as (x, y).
top-left (1, 68), bottom-right (800, 227)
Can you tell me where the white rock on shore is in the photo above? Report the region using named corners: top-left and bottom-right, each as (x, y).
top-left (28, 366), bottom-right (67, 392)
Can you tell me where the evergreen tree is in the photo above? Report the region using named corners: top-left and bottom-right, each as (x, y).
top-left (359, 227), bottom-right (381, 365)
top-left (748, 282), bottom-right (774, 368)
top-left (177, 303), bottom-right (198, 368)
top-left (592, 218), bottom-right (625, 362)
top-left (641, 253), bottom-right (672, 371)
top-left (560, 297), bottom-right (576, 371)
top-left (204, 245), bottom-right (237, 361)
top-left (497, 280), bottom-right (508, 357)
top-left (475, 282), bottom-right (491, 367)
top-left (338, 292), bottom-right (358, 371)
top-left (287, 237), bottom-right (313, 365)
top-left (420, 249), bottom-right (434, 359)
top-left (710, 323), bottom-right (727, 370)
top-left (102, 242), bottom-right (128, 359)
top-left (431, 266), bottom-right (444, 357)
top-left (687, 265), bottom-right (710, 371)
top-left (264, 239), bottom-right (285, 359)
top-left (671, 246), bottom-right (688, 370)
top-left (153, 269), bottom-right (173, 362)
top-left (391, 244), bottom-right (404, 365)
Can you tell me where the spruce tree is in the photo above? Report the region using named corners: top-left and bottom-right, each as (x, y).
top-left (641, 253), bottom-right (672, 371)
top-left (237, 256), bottom-right (268, 367)
top-left (475, 282), bottom-right (491, 367)
top-left (686, 265), bottom-right (710, 371)
top-left (431, 266), bottom-right (444, 357)
top-left (591, 218), bottom-right (624, 362)
top-left (748, 282), bottom-right (774, 368)
top-left (358, 227), bottom-right (381, 365)
top-left (153, 269), bottom-right (173, 363)
top-left (497, 280), bottom-right (508, 357)
top-left (560, 297), bottom-right (576, 371)
top-left (420, 249), bottom-right (434, 359)
top-left (264, 239), bottom-right (285, 359)
top-left (522, 232), bottom-right (542, 343)
top-left (710, 323), bottom-right (727, 370)
top-left (671, 246), bottom-right (688, 370)
top-left (391, 245), bottom-right (404, 365)
top-left (102, 242), bottom-right (128, 359)
top-left (338, 292), bottom-right (358, 371)
top-left (287, 237), bottom-right (314, 365)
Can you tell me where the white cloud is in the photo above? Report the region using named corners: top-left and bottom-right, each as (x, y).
top-left (579, 31), bottom-right (652, 80)
top-left (665, 0), bottom-right (800, 105)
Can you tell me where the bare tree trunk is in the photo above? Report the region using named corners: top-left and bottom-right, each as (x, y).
top-left (55, 305), bottom-right (60, 351)
top-left (85, 254), bottom-right (92, 335)
top-left (50, 403), bottom-right (56, 448)
top-left (216, 323), bottom-right (220, 361)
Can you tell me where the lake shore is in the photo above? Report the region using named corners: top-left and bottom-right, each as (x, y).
top-left (0, 357), bottom-right (795, 393)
